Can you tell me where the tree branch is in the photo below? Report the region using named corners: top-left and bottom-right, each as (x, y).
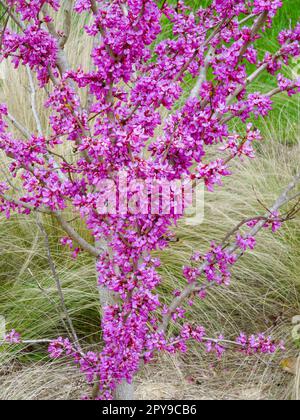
top-left (60, 0), bottom-right (73, 49)
top-left (6, 112), bottom-right (31, 139)
top-left (0, 0), bottom-right (25, 31)
top-left (221, 80), bottom-right (299, 124)
top-left (36, 216), bottom-right (82, 352)
top-left (26, 65), bottom-right (43, 137)
top-left (26, 66), bottom-right (68, 182)
top-left (0, 338), bottom-right (53, 345)
top-left (160, 172), bottom-right (300, 332)
top-left (238, 11), bottom-right (268, 61)
top-left (0, 192), bottom-right (102, 257)
top-left (54, 212), bottom-right (102, 257)
top-left (0, 193), bottom-right (51, 213)
top-left (189, 47), bottom-right (214, 99)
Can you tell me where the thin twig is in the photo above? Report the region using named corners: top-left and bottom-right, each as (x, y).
top-left (0, 190), bottom-right (103, 256)
top-left (26, 65), bottom-right (43, 137)
top-left (36, 216), bottom-right (82, 352)
top-left (60, 0), bottom-right (73, 48)
top-left (0, 338), bottom-right (53, 345)
top-left (6, 112), bottom-right (31, 139)
top-left (238, 11), bottom-right (268, 61)
top-left (35, 277), bottom-right (73, 339)
top-left (0, 0), bottom-right (25, 31)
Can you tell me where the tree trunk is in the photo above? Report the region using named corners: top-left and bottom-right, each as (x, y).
top-left (96, 241), bottom-right (135, 400)
top-left (115, 381), bottom-right (135, 400)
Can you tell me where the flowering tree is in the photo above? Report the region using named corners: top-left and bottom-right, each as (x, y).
top-left (0, 0), bottom-right (300, 400)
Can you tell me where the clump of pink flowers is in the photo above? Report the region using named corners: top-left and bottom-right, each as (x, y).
top-left (4, 330), bottom-right (21, 344)
top-left (236, 234), bottom-right (257, 252)
top-left (0, 0), bottom-right (299, 400)
top-left (236, 332), bottom-right (285, 355)
top-left (197, 160), bottom-right (231, 192)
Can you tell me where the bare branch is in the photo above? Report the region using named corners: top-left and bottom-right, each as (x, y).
top-left (238, 11), bottom-right (268, 60)
top-left (238, 14), bottom-right (257, 26)
top-left (0, 192), bottom-right (102, 257)
top-left (6, 112), bottom-right (31, 139)
top-left (0, 165), bottom-right (20, 192)
top-left (60, 0), bottom-right (73, 49)
top-left (55, 213), bottom-right (103, 257)
top-left (0, 0), bottom-right (25, 31)
top-left (0, 338), bottom-right (53, 345)
top-left (90, 0), bottom-right (98, 15)
top-left (0, 12), bottom-right (9, 55)
top-left (42, 4), bottom-right (71, 75)
top-left (42, 4), bottom-right (59, 41)
top-left (36, 216), bottom-right (82, 352)
top-left (26, 65), bottom-right (43, 137)
top-left (32, 263), bottom-right (71, 338)
top-left (189, 47), bottom-right (214, 99)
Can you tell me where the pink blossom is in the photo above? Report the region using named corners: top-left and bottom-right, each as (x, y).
top-left (197, 160), bottom-right (231, 192)
top-left (48, 337), bottom-right (73, 359)
top-left (74, 0), bottom-right (91, 13)
top-left (4, 330), bottom-right (21, 344)
top-left (236, 234), bottom-right (257, 251)
top-left (253, 0), bottom-right (283, 17)
top-left (3, 25), bottom-right (58, 86)
top-left (0, 0), bottom-right (294, 399)
top-left (277, 74), bottom-right (300, 96)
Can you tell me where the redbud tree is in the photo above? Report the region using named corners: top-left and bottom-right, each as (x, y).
top-left (0, 0), bottom-right (300, 400)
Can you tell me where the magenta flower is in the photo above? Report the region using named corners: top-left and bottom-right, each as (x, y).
top-left (0, 0), bottom-right (295, 399)
top-left (4, 330), bottom-right (21, 344)
top-left (236, 234), bottom-right (257, 251)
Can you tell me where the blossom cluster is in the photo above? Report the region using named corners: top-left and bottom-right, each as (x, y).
top-left (183, 243), bottom-right (237, 288)
top-left (0, 0), bottom-right (299, 400)
top-left (46, 323), bottom-right (285, 396)
top-left (4, 330), bottom-right (21, 344)
top-left (182, 209), bottom-right (284, 299)
top-left (2, 25), bottom-right (58, 86)
top-left (236, 332), bottom-right (285, 355)
top-left (7, 1), bottom-right (60, 22)
top-left (220, 124), bottom-right (262, 160)
top-left (247, 211), bottom-right (282, 232)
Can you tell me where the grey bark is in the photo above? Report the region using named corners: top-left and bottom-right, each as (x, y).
top-left (96, 241), bottom-right (135, 400)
